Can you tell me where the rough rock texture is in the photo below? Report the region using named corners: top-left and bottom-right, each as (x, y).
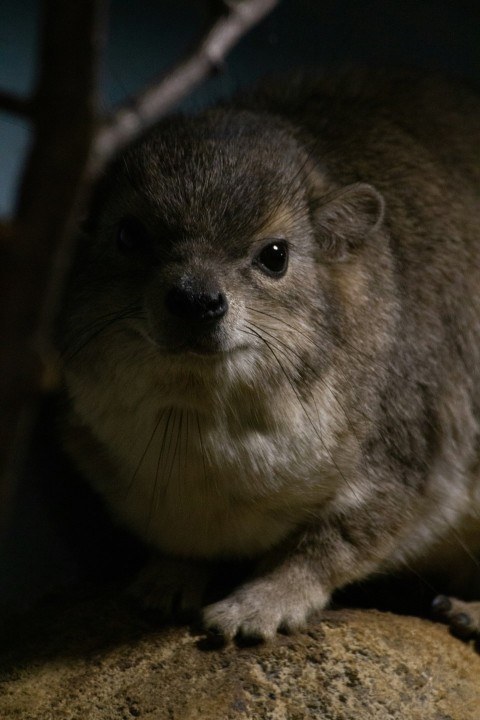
top-left (0, 587), bottom-right (479, 720)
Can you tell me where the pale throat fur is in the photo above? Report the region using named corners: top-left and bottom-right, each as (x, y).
top-left (63, 304), bottom-right (366, 559)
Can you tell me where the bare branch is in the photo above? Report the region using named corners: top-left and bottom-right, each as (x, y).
top-left (0, 90), bottom-right (32, 118)
top-left (0, 0), bottom-right (105, 516)
top-left (92, 0), bottom-right (279, 172)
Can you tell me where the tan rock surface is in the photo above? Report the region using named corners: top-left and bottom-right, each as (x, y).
top-left (0, 588), bottom-right (479, 719)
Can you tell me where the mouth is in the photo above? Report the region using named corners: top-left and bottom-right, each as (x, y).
top-left (167, 341), bottom-right (227, 358)
top-left (162, 318), bottom-right (243, 357)
top-left (135, 319), bottom-right (226, 356)
top-left (155, 337), bottom-right (254, 366)
top-left (144, 331), bottom-right (234, 360)
top-left (141, 319), bottom-right (254, 363)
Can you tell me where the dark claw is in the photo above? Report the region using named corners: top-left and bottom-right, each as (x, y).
top-left (205, 626), bottom-right (227, 647)
top-left (195, 623), bottom-right (227, 651)
top-left (450, 612), bottom-right (474, 640)
top-left (196, 634), bottom-right (227, 651)
top-left (432, 595), bottom-right (452, 615)
top-left (235, 632), bottom-right (265, 648)
top-left (451, 612), bottom-right (472, 627)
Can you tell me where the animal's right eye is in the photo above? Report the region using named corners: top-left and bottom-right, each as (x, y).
top-left (116, 217), bottom-right (151, 253)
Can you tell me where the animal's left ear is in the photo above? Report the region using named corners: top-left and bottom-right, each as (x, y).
top-left (310, 182), bottom-right (385, 261)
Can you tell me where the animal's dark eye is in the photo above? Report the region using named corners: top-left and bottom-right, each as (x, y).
top-left (116, 217), bottom-right (151, 253)
top-left (254, 241), bottom-right (289, 277)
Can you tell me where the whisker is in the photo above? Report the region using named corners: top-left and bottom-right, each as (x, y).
top-left (62, 304), bottom-right (143, 344)
top-left (195, 409), bottom-right (208, 492)
top-left (247, 304), bottom-right (394, 378)
top-left (242, 323), bottom-right (364, 506)
top-left (161, 408), bottom-right (179, 501)
top-left (164, 408), bottom-right (183, 500)
top-left (61, 304), bottom-right (145, 361)
top-left (246, 306), bottom-right (473, 482)
top-left (248, 319), bottom-right (376, 483)
top-left (448, 527), bottom-right (480, 572)
top-left (184, 408), bottom-right (190, 491)
top-left (245, 316), bottom-right (396, 478)
top-left (126, 407), bottom-right (167, 497)
top-left (148, 407), bottom-right (174, 530)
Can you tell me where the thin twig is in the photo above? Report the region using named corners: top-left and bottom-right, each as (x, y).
top-left (92, 0), bottom-right (279, 173)
top-left (0, 0), bottom-right (104, 521)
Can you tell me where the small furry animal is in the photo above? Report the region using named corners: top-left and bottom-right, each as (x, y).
top-left (59, 69), bottom-right (480, 641)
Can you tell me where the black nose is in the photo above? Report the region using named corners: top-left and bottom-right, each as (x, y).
top-left (165, 286), bottom-right (228, 323)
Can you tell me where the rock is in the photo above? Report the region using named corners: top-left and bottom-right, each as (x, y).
top-left (0, 587), bottom-right (479, 719)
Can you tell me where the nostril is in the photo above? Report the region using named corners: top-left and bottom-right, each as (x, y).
top-left (205, 292), bottom-right (228, 320)
top-left (165, 286), bottom-right (228, 322)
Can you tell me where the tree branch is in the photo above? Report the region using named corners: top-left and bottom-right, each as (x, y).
top-left (0, 0), bottom-right (105, 519)
top-left (92, 0), bottom-right (279, 173)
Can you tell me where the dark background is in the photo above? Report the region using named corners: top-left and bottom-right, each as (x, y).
top-left (1, 0), bottom-right (480, 610)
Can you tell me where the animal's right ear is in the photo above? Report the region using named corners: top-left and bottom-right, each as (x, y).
top-left (310, 182), bottom-right (385, 262)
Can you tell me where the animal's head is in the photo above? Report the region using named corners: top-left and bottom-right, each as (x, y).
top-left (60, 109), bottom-right (387, 410)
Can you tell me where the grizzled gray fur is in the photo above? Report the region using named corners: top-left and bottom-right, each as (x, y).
top-left (59, 69), bottom-right (480, 641)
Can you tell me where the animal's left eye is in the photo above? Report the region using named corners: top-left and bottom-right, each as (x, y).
top-left (254, 241), bottom-right (289, 277)
top-left (116, 217), bottom-right (151, 253)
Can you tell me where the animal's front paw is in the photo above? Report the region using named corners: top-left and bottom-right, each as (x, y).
top-left (433, 595), bottom-right (480, 645)
top-left (202, 571), bottom-right (328, 642)
top-left (129, 556), bottom-right (211, 621)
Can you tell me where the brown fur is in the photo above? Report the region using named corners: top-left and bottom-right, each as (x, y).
top-left (59, 69), bottom-right (480, 641)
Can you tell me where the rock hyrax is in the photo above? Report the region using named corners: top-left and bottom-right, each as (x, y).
top-left (59, 69), bottom-right (480, 642)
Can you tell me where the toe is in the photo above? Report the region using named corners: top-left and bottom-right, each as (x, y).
top-left (432, 595), bottom-right (480, 640)
top-left (431, 594), bottom-right (452, 615)
top-left (449, 611), bottom-right (476, 640)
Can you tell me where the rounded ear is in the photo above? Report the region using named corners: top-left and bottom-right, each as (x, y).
top-left (310, 183), bottom-right (385, 261)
